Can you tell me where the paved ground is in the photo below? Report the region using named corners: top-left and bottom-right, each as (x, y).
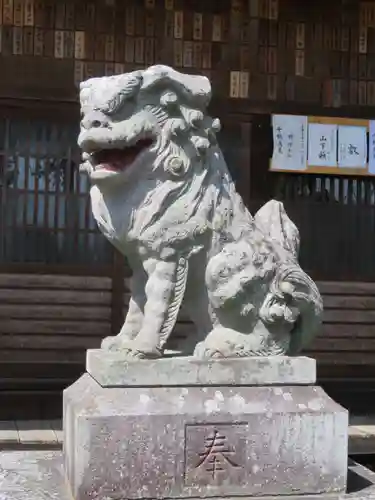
top-left (0, 417), bottom-right (375, 454)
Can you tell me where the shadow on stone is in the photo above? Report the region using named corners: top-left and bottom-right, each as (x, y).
top-left (347, 458), bottom-right (375, 494)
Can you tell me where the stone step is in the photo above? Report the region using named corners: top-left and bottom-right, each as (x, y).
top-left (0, 420), bottom-right (62, 450)
top-left (349, 415), bottom-right (375, 455)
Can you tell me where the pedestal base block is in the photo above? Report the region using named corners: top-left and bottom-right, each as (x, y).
top-left (86, 350), bottom-right (317, 387)
top-left (64, 371), bottom-right (348, 500)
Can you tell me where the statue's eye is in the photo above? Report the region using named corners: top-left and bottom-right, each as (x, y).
top-left (91, 120), bottom-right (102, 128)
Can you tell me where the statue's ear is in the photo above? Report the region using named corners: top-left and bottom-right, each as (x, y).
top-left (254, 200), bottom-right (300, 259)
top-left (140, 65), bottom-right (211, 109)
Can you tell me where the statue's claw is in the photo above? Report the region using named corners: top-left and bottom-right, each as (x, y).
top-left (101, 336), bottom-right (162, 359)
top-left (101, 336), bottom-right (119, 350)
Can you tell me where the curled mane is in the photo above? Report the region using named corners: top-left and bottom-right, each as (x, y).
top-left (124, 66), bottom-right (250, 254)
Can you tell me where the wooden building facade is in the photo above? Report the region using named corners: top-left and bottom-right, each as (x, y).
top-left (1, 0), bottom-right (375, 417)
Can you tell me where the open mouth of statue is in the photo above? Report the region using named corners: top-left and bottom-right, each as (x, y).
top-left (92, 138), bottom-right (154, 172)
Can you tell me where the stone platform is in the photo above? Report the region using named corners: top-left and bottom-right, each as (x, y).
top-left (63, 353), bottom-right (348, 500)
top-left (86, 350), bottom-right (317, 386)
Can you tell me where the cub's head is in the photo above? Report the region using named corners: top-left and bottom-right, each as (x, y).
top-left (78, 65), bottom-right (221, 186)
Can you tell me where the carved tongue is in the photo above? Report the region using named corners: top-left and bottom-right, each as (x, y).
top-left (93, 139), bottom-right (153, 171)
top-left (98, 149), bottom-right (139, 171)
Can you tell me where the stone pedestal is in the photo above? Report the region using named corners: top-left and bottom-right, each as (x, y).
top-left (64, 350), bottom-right (348, 500)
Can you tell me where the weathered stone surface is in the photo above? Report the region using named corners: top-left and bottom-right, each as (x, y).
top-left (87, 350), bottom-right (316, 387)
top-left (64, 374), bottom-right (348, 500)
top-left (78, 65), bottom-right (323, 360)
top-left (0, 451), bottom-right (375, 500)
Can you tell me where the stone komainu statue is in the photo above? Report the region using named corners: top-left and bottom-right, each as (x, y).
top-left (78, 65), bottom-right (323, 359)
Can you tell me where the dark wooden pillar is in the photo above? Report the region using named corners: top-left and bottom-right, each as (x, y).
top-left (249, 114), bottom-right (275, 206)
top-left (237, 121), bottom-right (252, 207)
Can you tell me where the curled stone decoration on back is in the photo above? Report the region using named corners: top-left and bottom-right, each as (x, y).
top-left (78, 64), bottom-right (323, 360)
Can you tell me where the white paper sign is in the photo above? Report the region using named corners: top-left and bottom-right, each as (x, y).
top-left (271, 114), bottom-right (308, 171)
top-left (338, 125), bottom-right (367, 168)
top-left (308, 123), bottom-right (337, 167)
top-left (369, 121), bottom-right (375, 174)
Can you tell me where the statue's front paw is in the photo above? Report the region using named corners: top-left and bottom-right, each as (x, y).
top-left (101, 336), bottom-right (124, 351)
top-left (101, 336), bottom-right (162, 359)
top-left (101, 336), bottom-right (138, 354)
